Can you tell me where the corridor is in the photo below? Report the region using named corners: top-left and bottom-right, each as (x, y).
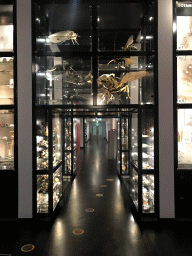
top-left (1, 138), bottom-right (192, 255)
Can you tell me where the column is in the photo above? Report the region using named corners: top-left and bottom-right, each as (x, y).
top-left (17, 0), bottom-right (32, 218)
top-left (158, 0), bottom-right (175, 218)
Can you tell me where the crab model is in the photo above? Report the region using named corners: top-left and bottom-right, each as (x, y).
top-left (97, 71), bottom-right (149, 104)
top-left (49, 30), bottom-right (79, 45)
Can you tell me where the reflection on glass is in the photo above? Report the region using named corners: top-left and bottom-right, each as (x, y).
top-left (178, 109), bottom-right (192, 168)
top-left (177, 56), bottom-right (192, 103)
top-left (117, 119), bottom-right (120, 173)
top-left (121, 118), bottom-right (128, 150)
top-left (130, 167), bottom-right (138, 211)
top-left (65, 152), bottom-right (71, 174)
top-left (0, 5), bottom-right (13, 52)
top-left (36, 110), bottom-right (49, 170)
top-left (35, 4), bottom-right (91, 53)
top-left (142, 175), bottom-right (154, 213)
top-left (37, 174), bottom-right (49, 213)
top-left (131, 113), bottom-right (138, 166)
top-left (122, 152), bottom-right (129, 174)
top-left (53, 113), bottom-right (62, 168)
top-left (35, 56), bottom-right (92, 105)
top-left (53, 167), bottom-right (62, 211)
top-left (142, 109), bottom-right (154, 169)
top-left (98, 3), bottom-right (145, 51)
top-left (0, 109), bottom-right (14, 169)
top-left (0, 57), bottom-right (14, 105)
top-left (65, 118), bottom-right (71, 150)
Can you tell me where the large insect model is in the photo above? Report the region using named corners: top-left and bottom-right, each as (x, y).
top-left (49, 30), bottom-right (79, 45)
top-left (121, 35), bottom-right (137, 51)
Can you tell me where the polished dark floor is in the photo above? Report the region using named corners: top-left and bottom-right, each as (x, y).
top-left (1, 138), bottom-right (192, 255)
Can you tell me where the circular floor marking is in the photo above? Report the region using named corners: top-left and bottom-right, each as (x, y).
top-left (100, 185), bottom-right (107, 187)
top-left (96, 194), bottom-right (103, 197)
top-left (106, 179), bottom-right (113, 181)
top-left (85, 208), bottom-right (95, 212)
top-left (21, 244), bottom-right (35, 252)
top-left (73, 229), bottom-right (84, 235)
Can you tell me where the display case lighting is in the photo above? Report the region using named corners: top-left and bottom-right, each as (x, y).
top-left (37, 72), bottom-right (45, 76)
top-left (36, 38), bottom-right (46, 43)
top-left (146, 36), bottom-right (153, 40)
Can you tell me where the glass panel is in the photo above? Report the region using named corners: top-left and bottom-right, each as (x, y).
top-left (36, 110), bottom-right (49, 170)
top-left (117, 119), bottom-right (120, 173)
top-left (35, 3), bottom-right (92, 54)
top-left (131, 113), bottom-right (138, 167)
top-left (121, 117), bottom-right (128, 150)
top-left (178, 109), bottom-right (192, 169)
top-left (64, 118), bottom-right (71, 151)
top-left (0, 109), bottom-right (14, 170)
top-left (53, 166), bottom-right (62, 211)
top-left (177, 56), bottom-right (192, 103)
top-left (52, 113), bottom-right (62, 168)
top-left (73, 118), bottom-right (80, 173)
top-left (142, 174), bottom-right (154, 213)
top-left (98, 3), bottom-right (153, 51)
top-left (130, 166), bottom-right (138, 211)
top-left (0, 57), bottom-right (14, 105)
top-left (98, 56), bottom-right (154, 105)
top-left (35, 56), bottom-right (92, 105)
top-left (122, 151), bottom-right (129, 174)
top-left (0, 5), bottom-right (13, 52)
top-left (176, 1), bottom-right (192, 50)
top-left (142, 109), bottom-right (154, 169)
top-left (65, 152), bottom-right (71, 175)
top-left (37, 174), bottom-right (49, 213)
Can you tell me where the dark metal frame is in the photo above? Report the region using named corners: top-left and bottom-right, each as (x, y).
top-left (32, 0), bottom-right (159, 219)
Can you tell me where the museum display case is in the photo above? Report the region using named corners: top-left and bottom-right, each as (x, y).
top-left (131, 112), bottom-right (138, 167)
top-left (35, 56), bottom-right (93, 105)
top-left (0, 4), bottom-right (15, 171)
top-left (142, 174), bottom-right (154, 213)
top-left (130, 166), bottom-right (138, 211)
top-left (35, 108), bottom-right (63, 215)
top-left (0, 57), bottom-right (14, 105)
top-left (36, 109), bottom-right (49, 170)
top-left (177, 108), bottom-right (192, 169)
top-left (0, 2), bottom-right (17, 218)
top-left (33, 0), bottom-right (158, 219)
top-left (0, 5), bottom-right (13, 52)
top-left (98, 55), bottom-right (154, 105)
top-left (0, 109), bottom-right (14, 170)
top-left (117, 119), bottom-right (121, 173)
top-left (174, 1), bottom-right (192, 218)
top-left (142, 109), bottom-right (154, 170)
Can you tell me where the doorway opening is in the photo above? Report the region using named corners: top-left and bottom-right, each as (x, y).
top-left (70, 117), bottom-right (130, 177)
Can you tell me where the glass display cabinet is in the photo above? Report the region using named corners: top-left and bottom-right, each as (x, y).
top-left (0, 109), bottom-right (14, 169)
top-left (142, 174), bottom-right (154, 213)
top-left (33, 0), bottom-right (158, 219)
top-left (117, 119), bottom-right (121, 173)
top-left (130, 166), bottom-right (138, 211)
top-left (35, 108), bottom-right (63, 215)
top-left (174, 1), bottom-right (192, 218)
top-left (0, 2), bottom-right (17, 218)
